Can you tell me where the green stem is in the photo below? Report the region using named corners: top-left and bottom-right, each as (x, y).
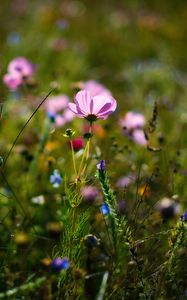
top-left (77, 122), bottom-right (92, 179)
top-left (77, 141), bottom-right (89, 179)
top-left (0, 276), bottom-right (46, 299)
top-left (70, 139), bottom-right (78, 177)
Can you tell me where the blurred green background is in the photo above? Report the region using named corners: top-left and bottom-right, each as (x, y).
top-left (1, 0), bottom-right (187, 91)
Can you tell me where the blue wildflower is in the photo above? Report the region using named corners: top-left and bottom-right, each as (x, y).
top-left (50, 170), bottom-right (62, 188)
top-left (97, 160), bottom-right (105, 172)
top-left (181, 210), bottom-right (187, 222)
top-left (48, 111), bottom-right (56, 123)
top-left (51, 257), bottom-right (70, 272)
top-left (100, 202), bottom-right (110, 215)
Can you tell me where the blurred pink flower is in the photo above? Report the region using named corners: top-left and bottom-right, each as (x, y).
top-left (119, 111), bottom-right (145, 130)
top-left (44, 95), bottom-right (68, 113)
top-left (3, 57), bottom-right (35, 90)
top-left (8, 57), bottom-right (35, 78)
top-left (116, 174), bottom-right (136, 189)
top-left (132, 129), bottom-right (148, 146)
top-left (81, 185), bottom-right (99, 202)
top-left (82, 80), bottom-right (112, 97)
top-left (44, 95), bottom-right (75, 127)
top-left (55, 109), bottom-right (75, 127)
top-left (3, 73), bottom-right (22, 90)
top-left (68, 90), bottom-right (117, 121)
top-left (119, 111), bottom-right (147, 146)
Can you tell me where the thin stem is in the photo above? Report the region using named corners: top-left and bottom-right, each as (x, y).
top-left (70, 139), bottom-right (78, 177)
top-left (3, 89), bottom-right (54, 167)
top-left (86, 137), bottom-right (91, 161)
top-left (76, 141), bottom-right (89, 179)
top-left (86, 122), bottom-right (92, 160)
top-left (78, 122), bottom-right (93, 179)
top-left (79, 139), bottom-right (90, 178)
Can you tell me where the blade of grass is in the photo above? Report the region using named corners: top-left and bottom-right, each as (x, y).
top-left (3, 89), bottom-right (54, 167)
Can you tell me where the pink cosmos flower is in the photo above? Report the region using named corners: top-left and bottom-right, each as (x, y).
top-left (119, 111), bottom-right (147, 146)
top-left (82, 80), bottom-right (112, 97)
top-left (44, 95), bottom-right (75, 127)
top-left (3, 57), bottom-right (35, 90)
top-left (8, 57), bottom-right (35, 78)
top-left (3, 73), bottom-right (22, 91)
top-left (68, 90), bottom-right (117, 121)
top-left (119, 111), bottom-right (145, 130)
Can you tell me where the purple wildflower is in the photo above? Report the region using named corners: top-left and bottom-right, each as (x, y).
top-left (97, 160), bottom-right (105, 172)
top-left (51, 257), bottom-right (70, 272)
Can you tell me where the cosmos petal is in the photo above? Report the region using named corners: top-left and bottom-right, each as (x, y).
top-left (97, 110), bottom-right (114, 119)
top-left (68, 102), bottom-right (79, 114)
top-left (109, 98), bottom-right (117, 111)
top-left (68, 102), bottom-right (86, 117)
top-left (75, 90), bottom-right (92, 115)
top-left (90, 95), bottom-right (112, 115)
top-left (97, 102), bottom-right (112, 114)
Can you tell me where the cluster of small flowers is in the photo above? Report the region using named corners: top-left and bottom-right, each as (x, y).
top-left (3, 57), bottom-right (35, 90)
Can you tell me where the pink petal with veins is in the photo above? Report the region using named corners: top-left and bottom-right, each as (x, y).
top-left (75, 90), bottom-right (92, 115)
